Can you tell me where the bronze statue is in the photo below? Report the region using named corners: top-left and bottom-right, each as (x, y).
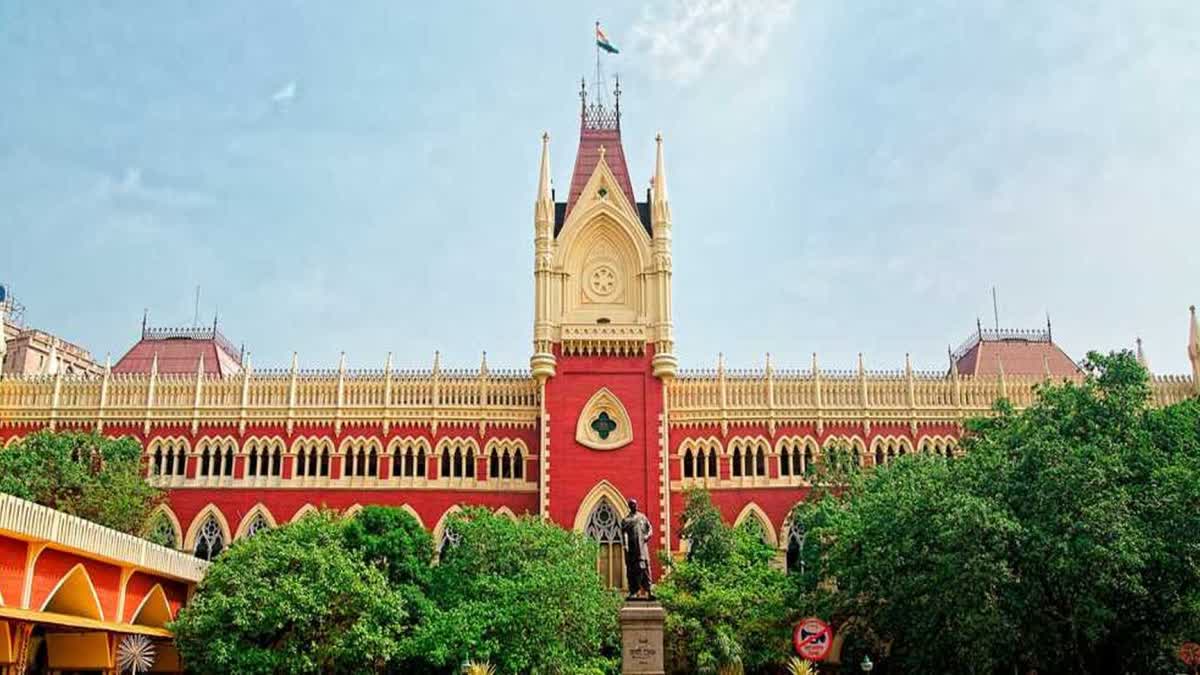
top-left (621, 498), bottom-right (654, 599)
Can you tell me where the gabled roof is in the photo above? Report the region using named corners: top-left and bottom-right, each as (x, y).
top-left (952, 327), bottom-right (1080, 377)
top-left (565, 126), bottom-right (637, 220)
top-left (113, 326), bottom-right (243, 376)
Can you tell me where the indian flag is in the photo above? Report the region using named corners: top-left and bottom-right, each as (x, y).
top-left (596, 24), bottom-right (619, 54)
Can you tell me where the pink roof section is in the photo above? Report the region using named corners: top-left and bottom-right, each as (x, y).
top-left (565, 125), bottom-right (637, 218)
top-left (955, 339), bottom-right (1080, 378)
top-left (113, 328), bottom-right (242, 376)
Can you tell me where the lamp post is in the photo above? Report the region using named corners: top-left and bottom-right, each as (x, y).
top-left (860, 655), bottom-right (874, 672)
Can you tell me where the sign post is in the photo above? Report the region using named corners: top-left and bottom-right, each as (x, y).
top-left (793, 617), bottom-right (832, 662)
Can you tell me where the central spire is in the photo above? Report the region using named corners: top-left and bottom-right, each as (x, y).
top-left (565, 78), bottom-right (636, 219)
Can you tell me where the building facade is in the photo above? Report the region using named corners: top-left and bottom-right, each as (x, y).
top-left (0, 89), bottom-right (1197, 584)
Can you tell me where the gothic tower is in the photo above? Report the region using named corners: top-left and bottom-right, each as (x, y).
top-left (531, 80), bottom-right (676, 582)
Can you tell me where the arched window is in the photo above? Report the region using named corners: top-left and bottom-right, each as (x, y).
top-left (296, 448), bottom-right (308, 477)
top-left (683, 449), bottom-right (695, 478)
top-left (248, 445), bottom-right (259, 477)
top-left (271, 447), bottom-right (282, 476)
top-left (194, 517), bottom-right (225, 561)
top-left (245, 513), bottom-right (271, 538)
top-left (803, 443), bottom-right (815, 476)
top-left (440, 451), bottom-right (451, 478)
top-left (754, 446), bottom-right (766, 476)
top-left (320, 448), bottom-right (330, 476)
top-left (731, 447), bottom-right (743, 477)
top-left (738, 515), bottom-right (770, 544)
top-left (874, 445), bottom-right (885, 467)
top-left (200, 448), bottom-right (211, 477)
top-left (584, 498), bottom-right (624, 590)
top-left (151, 448), bottom-right (163, 476)
top-left (786, 522), bottom-right (806, 575)
top-left (437, 523), bottom-right (461, 560)
top-left (513, 449), bottom-right (523, 479)
top-left (147, 513), bottom-right (177, 549)
top-left (707, 449), bottom-right (717, 478)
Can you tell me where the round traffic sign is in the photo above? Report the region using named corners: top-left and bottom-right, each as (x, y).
top-left (793, 617), bottom-right (832, 661)
top-left (1179, 642), bottom-right (1200, 666)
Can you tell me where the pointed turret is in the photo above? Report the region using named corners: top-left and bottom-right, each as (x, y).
top-left (651, 133), bottom-right (671, 227)
top-left (1188, 305), bottom-right (1199, 386)
top-left (1135, 337), bottom-right (1148, 369)
top-left (535, 132), bottom-right (553, 229)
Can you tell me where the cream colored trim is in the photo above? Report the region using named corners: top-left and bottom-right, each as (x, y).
top-left (733, 503), bottom-right (778, 547)
top-left (233, 503), bottom-right (278, 539)
top-left (399, 504), bottom-right (424, 528)
top-left (343, 503), bottom-right (364, 518)
top-left (38, 563), bottom-right (104, 621)
top-left (494, 506), bottom-right (517, 521)
top-left (129, 583), bottom-right (173, 627)
top-left (571, 480), bottom-right (629, 532)
top-left (194, 435), bottom-right (238, 455)
top-left (290, 504), bottom-right (319, 523)
top-left (182, 504), bottom-right (232, 552)
top-left (145, 504), bottom-right (183, 548)
top-left (918, 434), bottom-right (959, 457)
top-left (0, 495), bottom-right (206, 584)
top-left (575, 388), bottom-right (634, 451)
top-left (431, 505), bottom-right (463, 549)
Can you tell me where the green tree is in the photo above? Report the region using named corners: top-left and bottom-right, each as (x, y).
top-left (794, 351), bottom-right (1200, 673)
top-left (411, 508), bottom-right (621, 674)
top-left (171, 511), bottom-right (411, 674)
top-left (0, 430), bottom-right (163, 536)
top-left (658, 490), bottom-right (791, 675)
top-left (342, 505), bottom-right (433, 589)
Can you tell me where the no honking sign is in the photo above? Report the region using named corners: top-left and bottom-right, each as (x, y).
top-left (793, 617), bottom-right (832, 661)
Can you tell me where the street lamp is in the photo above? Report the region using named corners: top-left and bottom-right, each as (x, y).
top-left (860, 655), bottom-right (874, 672)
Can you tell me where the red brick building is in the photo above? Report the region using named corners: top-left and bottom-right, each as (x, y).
top-left (1, 86), bottom-right (1197, 586)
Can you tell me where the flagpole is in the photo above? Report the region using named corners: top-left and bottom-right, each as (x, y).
top-left (595, 20), bottom-right (601, 108)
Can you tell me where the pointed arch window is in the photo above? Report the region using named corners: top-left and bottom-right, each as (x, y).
top-left (584, 498), bottom-right (625, 590)
top-left (786, 522), bottom-right (806, 575)
top-left (194, 517), bottom-right (225, 561)
top-left (147, 513), bottom-right (178, 549)
top-left (683, 449), bottom-right (695, 478)
top-left (245, 513), bottom-right (271, 538)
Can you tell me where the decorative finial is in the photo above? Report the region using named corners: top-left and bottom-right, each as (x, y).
top-left (598, 145), bottom-right (607, 161)
top-left (384, 351), bottom-right (393, 373)
top-left (291, 352), bottom-right (299, 373)
top-left (432, 350), bottom-right (441, 373)
top-left (338, 352), bottom-right (346, 373)
top-left (905, 352), bottom-right (912, 374)
top-left (212, 311), bottom-right (219, 332)
top-left (1046, 312), bottom-right (1053, 341)
top-left (150, 352), bottom-right (158, 376)
top-left (196, 351), bottom-right (205, 376)
top-left (142, 308), bottom-right (148, 335)
top-left (857, 352), bottom-right (865, 374)
top-left (104, 353), bottom-right (112, 372)
top-left (480, 350), bottom-right (489, 374)
top-left (811, 352), bottom-right (818, 372)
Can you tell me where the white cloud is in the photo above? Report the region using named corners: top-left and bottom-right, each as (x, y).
top-left (632, 0), bottom-right (796, 84)
top-left (94, 167), bottom-right (213, 210)
top-left (271, 81), bottom-right (297, 103)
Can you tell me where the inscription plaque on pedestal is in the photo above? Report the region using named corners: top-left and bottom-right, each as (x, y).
top-left (619, 601), bottom-right (665, 675)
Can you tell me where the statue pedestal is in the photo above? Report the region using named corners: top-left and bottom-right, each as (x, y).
top-left (619, 601), bottom-right (666, 675)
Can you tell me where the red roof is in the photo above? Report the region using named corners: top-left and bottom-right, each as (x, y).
top-left (113, 327), bottom-right (242, 376)
top-left (954, 332), bottom-right (1080, 378)
top-left (565, 125), bottom-right (637, 218)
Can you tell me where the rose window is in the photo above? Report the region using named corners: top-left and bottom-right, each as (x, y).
top-left (589, 265), bottom-right (617, 297)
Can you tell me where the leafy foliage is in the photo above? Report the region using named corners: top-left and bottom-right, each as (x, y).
top-left (659, 490), bottom-right (791, 675)
top-left (172, 511), bottom-right (411, 674)
top-left (0, 430), bottom-right (163, 536)
top-left (412, 508), bottom-right (621, 674)
top-left (793, 351), bottom-right (1200, 673)
top-left (342, 504), bottom-right (433, 589)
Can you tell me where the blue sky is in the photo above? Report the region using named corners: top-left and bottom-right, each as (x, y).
top-left (2, 1), bottom-right (1197, 373)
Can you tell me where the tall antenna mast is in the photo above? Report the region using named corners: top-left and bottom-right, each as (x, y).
top-left (992, 286), bottom-right (1000, 330)
top-left (193, 285), bottom-right (201, 328)
top-left (594, 21), bottom-right (604, 109)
